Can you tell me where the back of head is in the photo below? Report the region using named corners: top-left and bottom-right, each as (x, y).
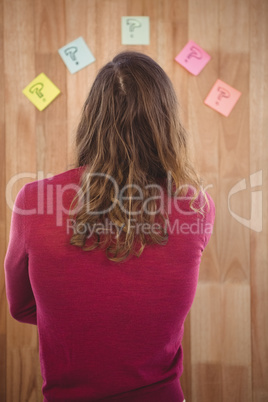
top-left (71, 51), bottom-right (202, 262)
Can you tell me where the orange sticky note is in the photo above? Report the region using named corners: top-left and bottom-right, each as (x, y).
top-left (204, 79), bottom-right (241, 117)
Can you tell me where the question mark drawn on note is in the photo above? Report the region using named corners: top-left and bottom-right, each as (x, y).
top-left (216, 87), bottom-right (230, 105)
top-left (127, 19), bottom-right (142, 37)
top-left (29, 83), bottom-right (46, 102)
top-left (185, 46), bottom-right (203, 62)
top-left (64, 46), bottom-right (79, 65)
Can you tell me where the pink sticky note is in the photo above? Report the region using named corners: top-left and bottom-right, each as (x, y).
top-left (175, 40), bottom-right (211, 76)
top-left (204, 79), bottom-right (242, 117)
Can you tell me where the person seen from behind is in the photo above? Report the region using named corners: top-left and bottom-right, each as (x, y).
top-left (5, 51), bottom-right (215, 402)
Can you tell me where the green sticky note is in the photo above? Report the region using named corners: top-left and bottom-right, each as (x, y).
top-left (22, 73), bottom-right (61, 111)
top-left (121, 17), bottom-right (150, 45)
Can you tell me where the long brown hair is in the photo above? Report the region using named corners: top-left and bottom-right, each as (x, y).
top-left (70, 51), bottom-right (203, 262)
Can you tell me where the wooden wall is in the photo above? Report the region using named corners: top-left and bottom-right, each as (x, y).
top-left (1, 0), bottom-right (267, 401)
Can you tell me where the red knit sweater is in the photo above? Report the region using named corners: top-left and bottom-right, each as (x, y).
top-left (5, 167), bottom-right (215, 401)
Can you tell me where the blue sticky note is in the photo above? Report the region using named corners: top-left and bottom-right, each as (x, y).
top-left (58, 37), bottom-right (95, 74)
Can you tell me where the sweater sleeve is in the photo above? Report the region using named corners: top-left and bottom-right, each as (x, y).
top-left (4, 185), bottom-right (37, 325)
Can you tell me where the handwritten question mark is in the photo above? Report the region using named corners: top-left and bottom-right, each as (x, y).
top-left (29, 83), bottom-right (46, 102)
top-left (185, 46), bottom-right (203, 62)
top-left (216, 87), bottom-right (230, 105)
top-left (127, 18), bottom-right (142, 38)
top-left (64, 46), bottom-right (79, 65)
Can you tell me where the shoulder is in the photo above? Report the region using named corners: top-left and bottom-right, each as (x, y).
top-left (23, 167), bottom-right (84, 194)
top-left (167, 186), bottom-right (215, 219)
top-left (166, 187), bottom-right (215, 244)
top-left (190, 189), bottom-right (215, 226)
top-left (12, 167), bottom-right (84, 212)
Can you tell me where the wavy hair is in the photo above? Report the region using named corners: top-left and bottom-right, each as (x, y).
top-left (70, 51), bottom-right (204, 262)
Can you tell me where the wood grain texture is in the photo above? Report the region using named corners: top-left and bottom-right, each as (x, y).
top-left (188, 2), bottom-right (221, 398)
top-left (0, 0), bottom-right (6, 399)
top-left (1, 0), bottom-right (267, 401)
top-left (219, 1), bottom-right (252, 401)
top-left (34, 0), bottom-right (67, 177)
top-left (249, 1), bottom-right (268, 401)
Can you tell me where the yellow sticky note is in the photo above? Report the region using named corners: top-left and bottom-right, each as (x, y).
top-left (22, 73), bottom-right (61, 111)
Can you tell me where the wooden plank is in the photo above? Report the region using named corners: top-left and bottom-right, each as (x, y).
top-left (192, 363), bottom-right (222, 401)
top-left (249, 0), bottom-right (268, 401)
top-left (188, 0), bottom-right (220, 401)
top-left (222, 365), bottom-right (252, 402)
top-left (191, 284), bottom-right (222, 401)
top-left (187, 0), bottom-right (219, 283)
top-left (0, 0), bottom-right (6, 398)
top-left (222, 284), bottom-right (252, 401)
top-left (65, 0), bottom-right (99, 168)
top-left (3, 0), bottom-right (41, 400)
top-left (187, 0), bottom-right (219, 281)
top-left (191, 284), bottom-right (222, 364)
top-left (218, 0), bottom-right (252, 401)
top-left (34, 0), bottom-right (67, 177)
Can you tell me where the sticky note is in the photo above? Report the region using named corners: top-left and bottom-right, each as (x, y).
top-left (122, 17), bottom-right (150, 45)
top-left (22, 73), bottom-right (61, 111)
top-left (204, 79), bottom-right (242, 117)
top-left (58, 37), bottom-right (95, 74)
top-left (175, 40), bottom-right (211, 76)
